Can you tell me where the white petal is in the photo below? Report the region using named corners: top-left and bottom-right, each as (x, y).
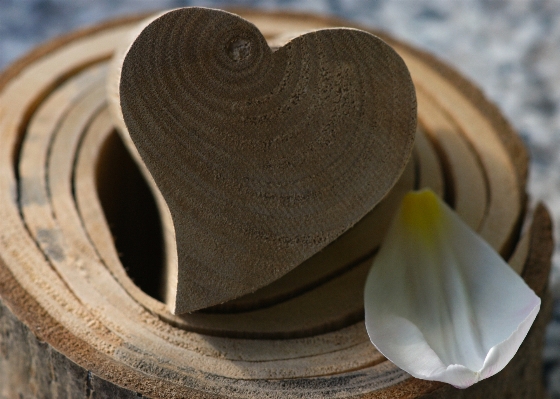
top-left (364, 189), bottom-right (540, 389)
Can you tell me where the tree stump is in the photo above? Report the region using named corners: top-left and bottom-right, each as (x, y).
top-left (0, 9), bottom-right (553, 399)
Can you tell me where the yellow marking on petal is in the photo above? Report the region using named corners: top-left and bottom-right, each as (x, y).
top-left (401, 190), bottom-right (441, 229)
top-left (401, 190), bottom-right (442, 246)
top-left (365, 188), bottom-right (541, 388)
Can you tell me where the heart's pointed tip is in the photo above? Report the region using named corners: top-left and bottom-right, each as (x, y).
top-left (171, 297), bottom-right (199, 315)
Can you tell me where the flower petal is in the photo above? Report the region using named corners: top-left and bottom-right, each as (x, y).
top-left (364, 189), bottom-right (540, 388)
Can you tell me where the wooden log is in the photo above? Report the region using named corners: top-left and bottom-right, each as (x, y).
top-left (0, 9), bottom-right (552, 398)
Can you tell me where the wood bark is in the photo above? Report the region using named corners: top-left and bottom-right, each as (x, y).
top-left (0, 9), bottom-right (552, 399)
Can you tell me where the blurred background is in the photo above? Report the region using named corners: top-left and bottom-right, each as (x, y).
top-left (1, 0), bottom-right (559, 395)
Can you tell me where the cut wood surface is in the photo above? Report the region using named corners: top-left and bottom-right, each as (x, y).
top-left (0, 8), bottom-right (551, 399)
top-left (110, 7), bottom-right (418, 313)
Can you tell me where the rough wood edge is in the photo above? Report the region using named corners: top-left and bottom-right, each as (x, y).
top-left (0, 13), bottom-right (154, 91)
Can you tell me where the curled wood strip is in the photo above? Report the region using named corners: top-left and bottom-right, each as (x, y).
top-left (0, 9), bottom-right (546, 399)
top-left (417, 88), bottom-right (488, 231)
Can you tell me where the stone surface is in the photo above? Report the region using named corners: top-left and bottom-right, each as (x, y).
top-left (1, 0), bottom-right (559, 397)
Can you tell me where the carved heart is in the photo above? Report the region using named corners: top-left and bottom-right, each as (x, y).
top-left (117, 7), bottom-right (416, 313)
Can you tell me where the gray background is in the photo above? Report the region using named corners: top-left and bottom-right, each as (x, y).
top-left (1, 0), bottom-right (559, 396)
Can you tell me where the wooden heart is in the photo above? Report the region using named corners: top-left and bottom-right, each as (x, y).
top-left (117, 7), bottom-right (416, 313)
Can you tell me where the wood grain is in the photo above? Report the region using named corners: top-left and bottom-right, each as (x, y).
top-left (111, 8), bottom-right (418, 313)
top-left (0, 8), bottom-right (550, 399)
